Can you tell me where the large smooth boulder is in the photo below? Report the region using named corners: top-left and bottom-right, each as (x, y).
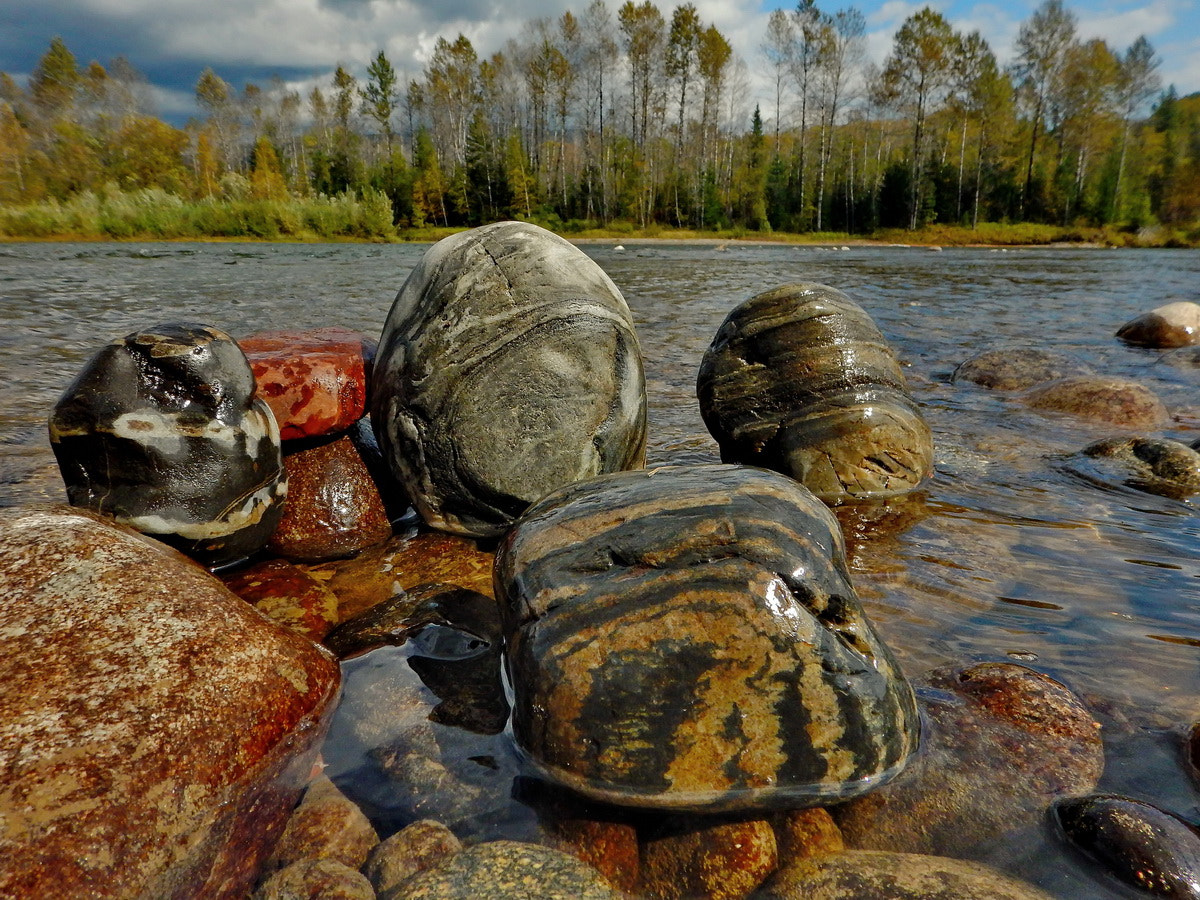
top-left (494, 463), bottom-right (920, 813)
top-left (1116, 301), bottom-right (1200, 348)
top-left (0, 505), bottom-right (341, 898)
top-left (697, 283), bottom-right (932, 504)
top-left (371, 221), bottom-right (647, 537)
top-left (48, 323), bottom-right (286, 568)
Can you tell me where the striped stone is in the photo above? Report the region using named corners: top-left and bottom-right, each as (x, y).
top-left (371, 221), bottom-right (647, 538)
top-left (48, 323), bottom-right (285, 569)
top-left (697, 283), bottom-right (932, 503)
top-left (495, 463), bottom-right (919, 812)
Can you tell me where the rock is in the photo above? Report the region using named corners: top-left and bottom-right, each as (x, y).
top-left (697, 283), bottom-right (932, 503)
top-left (254, 859), bottom-right (375, 900)
top-left (305, 530), bottom-right (496, 621)
top-left (389, 841), bottom-right (622, 899)
top-left (371, 220), bottom-right (647, 537)
top-left (494, 463), bottom-right (919, 813)
top-left (1023, 376), bottom-right (1169, 428)
top-left (0, 505), bottom-right (340, 898)
top-left (48, 323), bottom-right (286, 568)
top-left (264, 775), bottom-right (379, 872)
top-left (240, 326), bottom-right (376, 440)
top-left (1061, 436), bottom-right (1200, 499)
top-left (1188, 723), bottom-right (1200, 782)
top-left (363, 820), bottom-right (462, 898)
top-left (952, 348), bottom-right (1093, 391)
top-left (771, 809), bottom-right (845, 863)
top-left (1053, 793), bottom-right (1200, 897)
top-left (641, 816), bottom-right (778, 900)
top-left (833, 663), bottom-right (1104, 857)
top-left (222, 558), bottom-right (340, 642)
top-left (267, 431), bottom-right (394, 562)
top-left (757, 850), bottom-right (1057, 899)
top-left (1159, 346), bottom-right (1200, 369)
top-left (1117, 301), bottom-right (1200, 348)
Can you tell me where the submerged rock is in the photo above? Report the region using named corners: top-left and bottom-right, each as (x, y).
top-left (1117, 301), bottom-right (1200, 348)
top-left (1022, 376), bottom-right (1169, 428)
top-left (371, 221), bottom-right (647, 537)
top-left (1053, 794), bottom-right (1200, 898)
top-left (952, 348), bottom-right (1093, 391)
top-left (363, 820), bottom-right (462, 898)
top-left (254, 859), bottom-right (375, 900)
top-left (264, 775), bottom-right (379, 873)
top-left (494, 463), bottom-right (919, 813)
top-left (48, 323), bottom-right (285, 568)
top-left (1062, 436), bottom-right (1200, 499)
top-left (222, 558), bottom-right (341, 642)
top-left (0, 505), bottom-right (340, 898)
top-left (640, 816), bottom-right (778, 900)
top-left (697, 282), bottom-right (933, 503)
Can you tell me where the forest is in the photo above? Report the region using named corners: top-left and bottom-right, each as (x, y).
top-left (2, 0), bottom-right (1200, 243)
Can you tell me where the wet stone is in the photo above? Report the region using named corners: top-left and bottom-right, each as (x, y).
top-left (1023, 376), bottom-right (1169, 428)
top-left (833, 662), bottom-right (1104, 858)
top-left (1117, 301), bottom-right (1200, 348)
top-left (697, 282), bottom-right (933, 503)
top-left (1061, 436), bottom-right (1200, 500)
top-left (770, 808), bottom-right (845, 863)
top-left (640, 816), bottom-right (778, 900)
top-left (370, 220), bottom-right (648, 537)
top-left (1053, 793), bottom-right (1200, 898)
top-left (952, 348), bottom-right (1094, 391)
top-left (363, 820), bottom-right (462, 899)
top-left (494, 463), bottom-right (920, 813)
top-left (48, 322), bottom-right (285, 568)
top-left (267, 431), bottom-right (394, 563)
top-left (240, 326), bottom-right (376, 440)
top-left (253, 859), bottom-right (375, 900)
top-left (391, 840), bottom-right (622, 900)
top-left (222, 558), bottom-right (340, 642)
top-left (264, 775), bottom-right (379, 873)
top-left (1159, 345), bottom-right (1200, 369)
top-left (0, 505), bottom-right (341, 898)
top-left (757, 850), bottom-right (1058, 900)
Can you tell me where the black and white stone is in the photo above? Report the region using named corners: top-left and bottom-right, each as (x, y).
top-left (48, 323), bottom-right (285, 568)
top-left (370, 221), bottom-right (647, 538)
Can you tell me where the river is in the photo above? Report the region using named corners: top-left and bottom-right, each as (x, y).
top-left (3, 239), bottom-right (1199, 896)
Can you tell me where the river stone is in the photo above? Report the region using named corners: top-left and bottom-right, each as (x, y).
top-left (1062, 436), bottom-right (1200, 499)
top-left (1159, 346), bottom-right (1200, 369)
top-left (240, 326), bottom-right (376, 440)
top-left (756, 850), bottom-right (1058, 900)
top-left (370, 220), bottom-right (647, 537)
top-left (640, 816), bottom-right (778, 900)
top-left (48, 322), bottom-right (286, 568)
top-left (0, 505), bottom-right (341, 898)
top-left (952, 348), bottom-right (1093, 391)
top-left (264, 775), bottom-right (379, 873)
top-left (494, 463), bottom-right (920, 813)
top-left (266, 431), bottom-right (394, 562)
top-left (253, 859), bottom-right (375, 900)
top-left (697, 283), bottom-right (933, 503)
top-left (1117, 301), bottom-right (1200, 348)
top-left (1053, 794), bottom-right (1200, 897)
top-left (221, 558), bottom-right (341, 642)
top-left (1022, 376), bottom-right (1169, 428)
top-left (364, 820), bottom-right (463, 898)
top-left (391, 840), bottom-right (622, 900)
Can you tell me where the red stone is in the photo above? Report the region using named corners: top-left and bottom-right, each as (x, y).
top-left (0, 505), bottom-right (341, 899)
top-left (240, 327), bottom-right (375, 440)
top-left (222, 558), bottom-right (341, 641)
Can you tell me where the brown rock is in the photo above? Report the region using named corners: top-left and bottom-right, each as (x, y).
top-left (254, 859), bottom-right (376, 900)
top-left (0, 505), bottom-right (341, 899)
top-left (363, 820), bottom-right (462, 898)
top-left (1023, 376), bottom-right (1168, 428)
top-left (265, 775), bottom-right (378, 872)
top-left (951, 347), bottom-right (1093, 391)
top-left (267, 432), bottom-right (394, 563)
top-left (223, 558), bottom-right (340, 641)
top-left (833, 663), bottom-right (1104, 858)
top-left (640, 817), bottom-right (778, 900)
top-left (241, 326), bottom-right (376, 440)
top-left (525, 784), bottom-right (640, 895)
top-left (771, 809), bottom-right (845, 864)
top-left (1116, 302), bottom-right (1200, 348)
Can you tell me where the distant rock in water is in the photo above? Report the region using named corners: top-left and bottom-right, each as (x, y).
top-left (1022, 376), bottom-right (1169, 429)
top-left (1117, 301), bottom-right (1200, 348)
top-left (952, 348), bottom-right (1093, 391)
top-left (48, 323), bottom-right (286, 568)
top-left (371, 221), bottom-right (647, 537)
top-left (1061, 436), bottom-right (1200, 500)
top-left (1158, 345), bottom-right (1200, 370)
top-left (1053, 794), bottom-right (1200, 898)
top-left (697, 283), bottom-right (932, 504)
top-left (494, 463), bottom-right (920, 813)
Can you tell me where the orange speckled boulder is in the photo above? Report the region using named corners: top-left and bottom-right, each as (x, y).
top-left (241, 327), bottom-right (375, 440)
top-left (0, 505), bottom-right (341, 899)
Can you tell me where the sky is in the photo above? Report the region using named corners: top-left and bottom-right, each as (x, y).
top-left (2, 0), bottom-right (1197, 126)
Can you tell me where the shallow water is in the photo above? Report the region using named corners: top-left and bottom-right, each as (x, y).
top-left (4, 239), bottom-right (1200, 896)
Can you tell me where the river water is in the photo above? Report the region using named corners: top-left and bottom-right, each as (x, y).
top-left (3, 239), bottom-right (1200, 896)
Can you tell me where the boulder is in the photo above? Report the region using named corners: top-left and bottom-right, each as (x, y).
top-left (1116, 301), bottom-right (1200, 348)
top-left (494, 463), bottom-right (919, 812)
top-left (1023, 376), bottom-right (1168, 428)
top-left (48, 323), bottom-right (285, 568)
top-left (240, 326), bottom-right (376, 440)
top-left (371, 221), bottom-right (647, 537)
top-left (952, 348), bottom-right (1093, 391)
top-left (0, 505), bottom-right (340, 898)
top-left (697, 283), bottom-right (932, 503)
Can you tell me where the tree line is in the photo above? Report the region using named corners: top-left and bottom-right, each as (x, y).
top-left (2, 0), bottom-right (1200, 237)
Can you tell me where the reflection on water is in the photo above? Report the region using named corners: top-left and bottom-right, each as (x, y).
top-left (4, 240), bottom-right (1200, 894)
